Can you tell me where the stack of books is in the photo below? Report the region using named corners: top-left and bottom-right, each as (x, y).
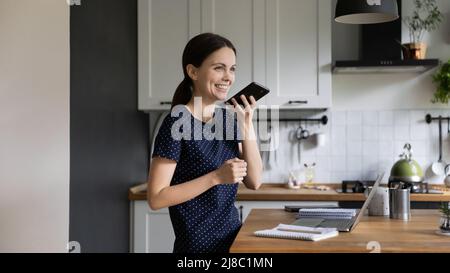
top-left (298, 208), bottom-right (357, 219)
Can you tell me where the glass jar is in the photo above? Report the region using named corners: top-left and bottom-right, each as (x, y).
top-left (304, 163), bottom-right (316, 187)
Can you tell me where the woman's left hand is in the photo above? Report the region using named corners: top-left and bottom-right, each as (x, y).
top-left (230, 95), bottom-right (257, 139)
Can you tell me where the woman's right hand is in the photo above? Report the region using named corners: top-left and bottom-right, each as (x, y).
top-left (213, 158), bottom-right (247, 185)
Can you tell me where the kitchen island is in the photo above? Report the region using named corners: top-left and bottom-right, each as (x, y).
top-left (230, 209), bottom-right (450, 253)
top-left (129, 183), bottom-right (450, 252)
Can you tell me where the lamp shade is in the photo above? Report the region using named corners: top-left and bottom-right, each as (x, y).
top-left (335, 0), bottom-right (399, 24)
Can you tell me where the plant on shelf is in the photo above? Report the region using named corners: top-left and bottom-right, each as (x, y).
top-left (439, 202), bottom-right (450, 233)
top-left (402, 0), bottom-right (443, 59)
top-left (431, 60), bottom-right (450, 104)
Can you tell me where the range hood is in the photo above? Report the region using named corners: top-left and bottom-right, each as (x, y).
top-left (333, 0), bottom-right (439, 74)
top-left (334, 59), bottom-right (440, 73)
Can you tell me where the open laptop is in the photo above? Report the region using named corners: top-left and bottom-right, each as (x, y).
top-left (292, 173), bottom-right (384, 232)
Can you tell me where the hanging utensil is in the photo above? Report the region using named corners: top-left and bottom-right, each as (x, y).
top-left (431, 116), bottom-right (446, 177)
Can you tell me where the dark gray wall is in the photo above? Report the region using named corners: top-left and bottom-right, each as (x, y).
top-left (70, 0), bottom-right (149, 252)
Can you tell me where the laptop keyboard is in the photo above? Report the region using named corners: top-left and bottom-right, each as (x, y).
top-left (319, 219), bottom-right (353, 230)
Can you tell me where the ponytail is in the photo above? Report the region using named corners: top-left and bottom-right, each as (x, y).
top-left (171, 77), bottom-right (192, 109)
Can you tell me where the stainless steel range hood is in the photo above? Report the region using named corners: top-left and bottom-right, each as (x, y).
top-left (332, 0), bottom-right (439, 74)
top-left (333, 59), bottom-right (440, 73)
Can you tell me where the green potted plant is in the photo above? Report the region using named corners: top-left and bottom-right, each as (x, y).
top-left (402, 0), bottom-right (443, 59)
top-left (431, 60), bottom-right (450, 104)
top-left (439, 202), bottom-right (450, 233)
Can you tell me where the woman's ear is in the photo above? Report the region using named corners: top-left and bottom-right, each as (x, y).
top-left (186, 64), bottom-right (198, 81)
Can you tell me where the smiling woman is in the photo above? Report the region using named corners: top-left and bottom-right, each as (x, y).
top-left (146, 33), bottom-right (263, 253)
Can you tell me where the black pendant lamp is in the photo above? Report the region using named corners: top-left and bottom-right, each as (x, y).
top-left (335, 0), bottom-right (399, 24)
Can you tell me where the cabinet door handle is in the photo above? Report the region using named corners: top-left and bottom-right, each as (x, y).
top-left (239, 205), bottom-right (243, 223)
top-left (288, 100), bottom-right (308, 104)
top-left (160, 101), bottom-right (172, 105)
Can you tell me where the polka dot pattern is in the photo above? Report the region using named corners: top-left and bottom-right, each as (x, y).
top-left (152, 107), bottom-right (242, 253)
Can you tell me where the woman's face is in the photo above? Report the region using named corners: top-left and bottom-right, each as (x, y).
top-left (189, 47), bottom-right (236, 102)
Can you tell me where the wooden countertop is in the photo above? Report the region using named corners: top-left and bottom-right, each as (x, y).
top-left (230, 209), bottom-right (450, 253)
top-left (129, 183), bottom-right (450, 202)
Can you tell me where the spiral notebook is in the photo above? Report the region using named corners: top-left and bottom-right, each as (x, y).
top-left (298, 208), bottom-right (357, 219)
top-left (254, 224), bottom-right (338, 241)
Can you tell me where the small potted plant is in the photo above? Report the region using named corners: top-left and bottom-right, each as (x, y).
top-left (439, 202), bottom-right (450, 233)
top-left (402, 0), bottom-right (443, 59)
top-left (431, 60), bottom-right (450, 104)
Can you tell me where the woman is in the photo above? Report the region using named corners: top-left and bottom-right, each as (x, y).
top-left (147, 33), bottom-right (263, 253)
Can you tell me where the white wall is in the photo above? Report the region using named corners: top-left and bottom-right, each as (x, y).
top-left (332, 0), bottom-right (450, 110)
top-left (0, 0), bottom-right (70, 252)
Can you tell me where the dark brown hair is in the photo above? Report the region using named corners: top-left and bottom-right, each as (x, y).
top-left (171, 33), bottom-right (236, 109)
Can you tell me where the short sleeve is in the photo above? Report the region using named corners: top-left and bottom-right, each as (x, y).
top-left (152, 115), bottom-right (181, 162)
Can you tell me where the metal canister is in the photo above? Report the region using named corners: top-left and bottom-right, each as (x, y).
top-left (389, 188), bottom-right (411, 220)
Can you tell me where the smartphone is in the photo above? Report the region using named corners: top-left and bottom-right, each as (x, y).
top-left (225, 82), bottom-right (270, 106)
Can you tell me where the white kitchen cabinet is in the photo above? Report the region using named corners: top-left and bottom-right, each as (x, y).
top-left (138, 0), bottom-right (332, 110)
top-left (138, 0), bottom-right (188, 110)
top-left (130, 199), bottom-right (337, 253)
top-left (264, 0), bottom-right (332, 109)
top-left (138, 0), bottom-right (262, 110)
top-left (130, 201), bottom-right (175, 253)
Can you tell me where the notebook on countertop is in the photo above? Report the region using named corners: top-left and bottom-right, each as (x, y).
top-left (298, 208), bottom-right (357, 219)
top-left (254, 224), bottom-right (339, 242)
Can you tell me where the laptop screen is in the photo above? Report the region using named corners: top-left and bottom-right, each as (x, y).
top-left (350, 172), bottom-right (384, 231)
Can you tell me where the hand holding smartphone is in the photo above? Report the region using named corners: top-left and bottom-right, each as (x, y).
top-left (225, 82), bottom-right (270, 106)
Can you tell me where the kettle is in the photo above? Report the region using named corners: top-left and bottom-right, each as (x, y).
top-left (389, 143), bottom-right (424, 184)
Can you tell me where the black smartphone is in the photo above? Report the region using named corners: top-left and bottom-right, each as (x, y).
top-left (225, 82), bottom-right (270, 106)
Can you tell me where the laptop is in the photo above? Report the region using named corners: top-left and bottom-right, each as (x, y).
top-left (292, 173), bottom-right (384, 232)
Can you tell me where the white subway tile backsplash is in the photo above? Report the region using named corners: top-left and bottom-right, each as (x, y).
top-left (410, 123), bottom-right (429, 141)
top-left (315, 156), bottom-right (330, 172)
top-left (379, 140), bottom-right (394, 157)
top-left (394, 110), bottom-right (410, 125)
top-left (362, 155), bottom-right (378, 172)
top-left (257, 109), bottom-right (448, 183)
top-left (347, 156), bottom-right (362, 172)
top-left (378, 157), bottom-right (394, 172)
top-left (362, 140), bottom-right (378, 156)
top-left (362, 126), bottom-right (378, 141)
top-left (315, 143), bottom-right (330, 156)
top-left (331, 156), bottom-right (346, 172)
top-left (330, 171), bottom-right (347, 182)
top-left (378, 126), bottom-right (394, 140)
top-left (315, 172), bottom-right (331, 183)
top-left (394, 125), bottom-right (410, 141)
top-left (443, 141), bottom-right (450, 161)
top-left (363, 111), bottom-right (378, 126)
top-left (345, 171), bottom-right (362, 180)
top-left (410, 110), bottom-right (426, 125)
top-left (362, 171), bottom-right (379, 181)
top-left (378, 111), bottom-right (394, 126)
top-left (331, 125), bottom-right (346, 142)
top-left (331, 141), bottom-right (346, 156)
top-left (332, 111), bottom-right (347, 126)
top-left (347, 140), bottom-right (362, 156)
top-left (347, 111), bottom-right (362, 125)
top-left (347, 125), bottom-right (362, 141)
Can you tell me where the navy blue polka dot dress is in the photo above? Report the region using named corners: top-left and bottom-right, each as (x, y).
top-left (152, 105), bottom-right (242, 253)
